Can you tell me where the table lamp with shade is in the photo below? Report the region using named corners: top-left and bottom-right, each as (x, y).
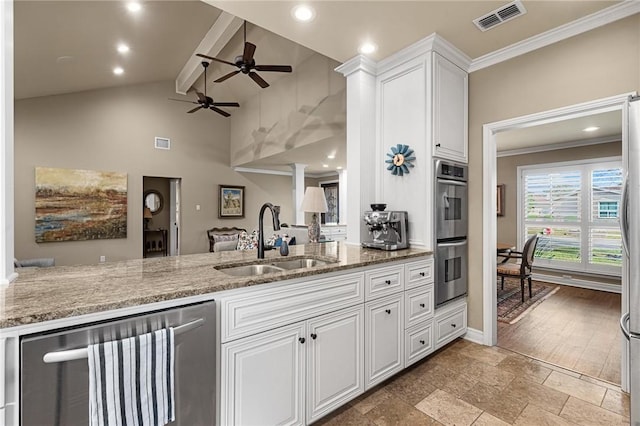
top-left (300, 187), bottom-right (328, 243)
top-left (143, 207), bottom-right (153, 230)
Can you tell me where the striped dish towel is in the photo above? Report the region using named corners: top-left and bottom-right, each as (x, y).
top-left (88, 328), bottom-right (175, 426)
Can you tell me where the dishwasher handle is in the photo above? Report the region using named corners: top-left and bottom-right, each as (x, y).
top-left (43, 318), bottom-right (204, 364)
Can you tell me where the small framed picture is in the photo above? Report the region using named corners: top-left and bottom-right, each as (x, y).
top-left (219, 185), bottom-right (245, 218)
top-left (497, 184), bottom-right (505, 216)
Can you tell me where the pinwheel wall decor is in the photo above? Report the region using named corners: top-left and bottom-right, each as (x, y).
top-left (385, 144), bottom-right (416, 176)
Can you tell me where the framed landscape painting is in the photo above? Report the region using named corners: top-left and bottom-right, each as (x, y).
top-left (35, 167), bottom-right (128, 242)
top-left (219, 185), bottom-right (245, 218)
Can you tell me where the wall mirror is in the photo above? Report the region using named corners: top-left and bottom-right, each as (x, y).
top-left (144, 190), bottom-right (163, 214)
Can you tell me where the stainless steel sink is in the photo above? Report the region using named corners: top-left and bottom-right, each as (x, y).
top-left (269, 258), bottom-right (333, 270)
top-left (215, 257), bottom-right (337, 277)
top-left (215, 264), bottom-right (284, 276)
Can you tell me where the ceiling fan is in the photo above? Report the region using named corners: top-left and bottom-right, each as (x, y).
top-left (196, 21), bottom-right (293, 89)
top-left (168, 61), bottom-right (240, 117)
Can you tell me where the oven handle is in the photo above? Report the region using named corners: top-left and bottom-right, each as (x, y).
top-left (437, 240), bottom-right (468, 248)
top-left (42, 318), bottom-right (204, 364)
top-left (437, 178), bottom-right (467, 187)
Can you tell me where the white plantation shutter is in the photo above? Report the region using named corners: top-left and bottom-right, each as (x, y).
top-left (524, 169), bottom-right (581, 223)
top-left (519, 159), bottom-right (622, 276)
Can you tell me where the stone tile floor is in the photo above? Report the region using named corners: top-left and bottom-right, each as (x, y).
top-left (316, 339), bottom-right (630, 425)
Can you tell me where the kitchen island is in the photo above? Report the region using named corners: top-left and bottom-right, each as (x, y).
top-left (0, 242), bottom-right (470, 426)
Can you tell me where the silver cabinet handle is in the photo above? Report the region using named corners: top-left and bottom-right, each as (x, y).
top-left (621, 173), bottom-right (630, 258)
top-left (621, 312), bottom-right (630, 340)
top-left (43, 318), bottom-right (204, 364)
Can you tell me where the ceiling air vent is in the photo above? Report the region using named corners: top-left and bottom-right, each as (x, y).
top-left (473, 0), bottom-right (527, 32)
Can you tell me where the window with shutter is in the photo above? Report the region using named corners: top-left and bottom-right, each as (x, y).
top-left (519, 158), bottom-right (622, 276)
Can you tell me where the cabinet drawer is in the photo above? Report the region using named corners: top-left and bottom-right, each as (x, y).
top-left (365, 265), bottom-right (404, 301)
top-left (404, 285), bottom-right (434, 328)
top-left (220, 272), bottom-right (364, 342)
top-left (435, 304), bottom-right (466, 348)
top-left (405, 259), bottom-right (433, 290)
top-left (405, 321), bottom-right (433, 367)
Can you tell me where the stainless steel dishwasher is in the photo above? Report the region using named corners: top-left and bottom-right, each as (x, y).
top-left (20, 301), bottom-right (216, 425)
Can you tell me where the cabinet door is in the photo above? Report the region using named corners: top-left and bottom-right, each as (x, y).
top-left (221, 323), bottom-right (305, 426)
top-left (433, 52), bottom-right (468, 163)
top-left (365, 293), bottom-right (404, 389)
top-left (306, 305), bottom-right (364, 423)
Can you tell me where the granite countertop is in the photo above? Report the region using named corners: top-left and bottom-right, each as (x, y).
top-left (0, 242), bottom-right (431, 329)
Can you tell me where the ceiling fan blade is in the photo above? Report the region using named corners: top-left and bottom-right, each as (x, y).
top-left (212, 102), bottom-right (240, 108)
top-left (243, 42), bottom-right (256, 63)
top-left (214, 70), bottom-right (240, 83)
top-left (168, 98), bottom-right (198, 105)
top-left (254, 65), bottom-right (292, 73)
top-left (196, 53), bottom-right (236, 67)
top-left (187, 106), bottom-right (204, 113)
top-left (195, 92), bottom-right (207, 103)
top-left (249, 71), bottom-right (269, 88)
top-left (211, 106), bottom-right (231, 117)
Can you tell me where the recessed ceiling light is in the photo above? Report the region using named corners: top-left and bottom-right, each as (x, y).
top-left (291, 5), bottom-right (315, 22)
top-left (327, 154), bottom-right (335, 159)
top-left (117, 44), bottom-right (130, 54)
top-left (358, 42), bottom-right (377, 55)
top-left (113, 67), bottom-right (124, 75)
top-left (322, 164), bottom-right (329, 168)
top-left (583, 126), bottom-right (600, 132)
top-left (336, 166), bottom-right (343, 170)
top-left (126, 2), bottom-right (142, 13)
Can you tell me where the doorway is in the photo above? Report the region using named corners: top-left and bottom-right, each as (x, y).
top-left (142, 176), bottom-right (181, 257)
top-left (482, 93), bottom-right (635, 392)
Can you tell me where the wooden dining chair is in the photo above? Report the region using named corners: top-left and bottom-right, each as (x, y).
top-left (496, 233), bottom-right (540, 302)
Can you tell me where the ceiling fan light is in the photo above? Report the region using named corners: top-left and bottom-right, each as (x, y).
top-left (292, 5), bottom-right (315, 22)
top-left (358, 42), bottom-right (377, 55)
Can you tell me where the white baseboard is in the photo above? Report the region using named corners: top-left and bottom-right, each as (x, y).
top-left (464, 327), bottom-right (485, 345)
top-left (532, 273), bottom-right (621, 294)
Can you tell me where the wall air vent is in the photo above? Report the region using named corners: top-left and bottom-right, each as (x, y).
top-left (473, 0), bottom-right (527, 32)
top-left (155, 137), bottom-right (170, 150)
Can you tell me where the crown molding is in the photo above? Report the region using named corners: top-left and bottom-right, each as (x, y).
top-left (377, 33), bottom-right (472, 75)
top-left (497, 134), bottom-right (621, 157)
top-left (469, 1), bottom-right (640, 73)
top-left (334, 55), bottom-right (377, 77)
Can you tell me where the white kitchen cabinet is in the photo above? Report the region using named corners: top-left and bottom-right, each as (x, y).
top-left (365, 293), bottom-right (404, 389)
top-left (221, 305), bottom-right (364, 426)
top-left (432, 52), bottom-right (468, 163)
top-left (434, 297), bottom-right (467, 349)
top-left (221, 322), bottom-right (306, 426)
top-left (306, 306), bottom-right (364, 423)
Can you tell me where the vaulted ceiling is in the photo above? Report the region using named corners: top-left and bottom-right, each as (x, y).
top-left (13, 1), bottom-right (634, 171)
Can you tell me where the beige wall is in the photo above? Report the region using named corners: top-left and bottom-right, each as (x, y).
top-left (468, 16), bottom-right (640, 330)
top-left (14, 80), bottom-right (294, 266)
top-left (230, 53), bottom-right (346, 167)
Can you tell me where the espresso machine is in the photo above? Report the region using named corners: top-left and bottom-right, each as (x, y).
top-left (362, 206), bottom-right (409, 250)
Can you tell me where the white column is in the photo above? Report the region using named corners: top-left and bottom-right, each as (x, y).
top-left (335, 56), bottom-right (377, 244)
top-left (290, 163), bottom-right (307, 225)
top-left (1, 0), bottom-right (16, 284)
top-left (338, 169), bottom-right (347, 225)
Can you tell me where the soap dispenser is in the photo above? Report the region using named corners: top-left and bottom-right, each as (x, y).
top-left (280, 240), bottom-right (289, 256)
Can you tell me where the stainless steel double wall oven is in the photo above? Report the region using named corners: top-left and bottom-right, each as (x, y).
top-left (434, 159), bottom-right (468, 306)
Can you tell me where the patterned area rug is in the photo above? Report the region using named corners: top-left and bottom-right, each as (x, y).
top-left (497, 277), bottom-right (560, 324)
